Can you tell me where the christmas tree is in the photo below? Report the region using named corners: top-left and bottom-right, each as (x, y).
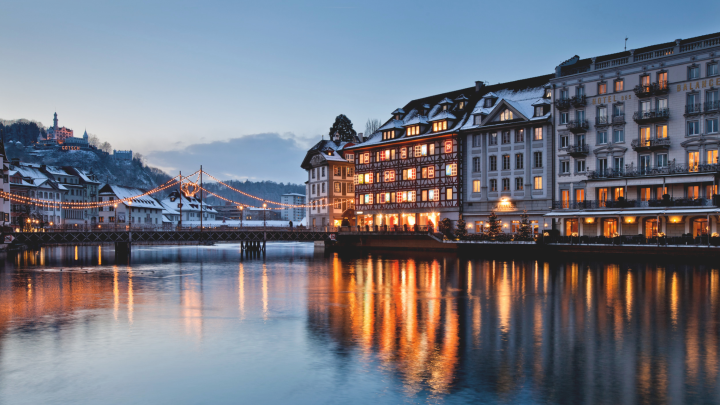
top-left (328, 114), bottom-right (357, 142)
top-left (487, 211), bottom-right (502, 239)
top-left (455, 217), bottom-right (467, 239)
top-left (439, 217), bottom-right (453, 239)
top-left (517, 210), bottom-right (533, 240)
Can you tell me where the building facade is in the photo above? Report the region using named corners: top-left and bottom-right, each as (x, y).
top-left (347, 88), bottom-right (481, 231)
top-left (462, 76), bottom-right (555, 234)
top-left (98, 184), bottom-right (164, 226)
top-left (281, 193), bottom-right (305, 223)
top-left (548, 32), bottom-right (720, 237)
top-left (301, 137), bottom-right (357, 228)
top-left (0, 143), bottom-right (10, 228)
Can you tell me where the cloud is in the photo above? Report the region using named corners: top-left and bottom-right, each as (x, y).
top-left (146, 133), bottom-right (311, 184)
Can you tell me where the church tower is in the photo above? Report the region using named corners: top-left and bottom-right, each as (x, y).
top-left (83, 129), bottom-right (88, 142)
top-left (53, 112), bottom-right (58, 132)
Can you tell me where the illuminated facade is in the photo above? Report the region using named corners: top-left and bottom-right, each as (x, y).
top-left (348, 88), bottom-right (481, 230)
top-left (548, 31), bottom-right (720, 237)
top-left (462, 76), bottom-right (555, 234)
top-left (0, 142), bottom-right (10, 228)
top-left (301, 135), bottom-right (358, 228)
top-left (47, 112), bottom-right (74, 144)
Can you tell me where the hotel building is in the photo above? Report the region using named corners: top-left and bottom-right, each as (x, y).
top-left (462, 75), bottom-right (555, 234)
top-left (548, 32), bottom-right (720, 237)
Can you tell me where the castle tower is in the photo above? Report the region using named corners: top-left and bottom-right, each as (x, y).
top-left (53, 112), bottom-right (58, 132)
top-left (83, 129), bottom-right (88, 141)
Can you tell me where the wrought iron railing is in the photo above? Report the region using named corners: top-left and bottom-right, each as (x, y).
top-left (705, 100), bottom-right (720, 112)
top-left (595, 116), bottom-right (610, 126)
top-left (612, 114), bottom-right (626, 124)
top-left (566, 119), bottom-right (589, 133)
top-left (587, 162), bottom-right (720, 179)
top-left (570, 95), bottom-right (587, 107)
top-left (555, 98), bottom-right (571, 110)
top-left (566, 144), bottom-right (589, 155)
top-left (631, 138), bottom-right (671, 150)
top-left (686, 103), bottom-right (703, 114)
top-left (633, 81), bottom-right (669, 97)
top-left (633, 108), bottom-right (669, 123)
top-left (552, 197), bottom-right (714, 210)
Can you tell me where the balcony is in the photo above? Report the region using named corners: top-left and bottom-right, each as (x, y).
top-left (555, 98), bottom-right (571, 111)
top-left (631, 138), bottom-right (671, 152)
top-left (570, 95), bottom-right (587, 108)
top-left (633, 81), bottom-right (669, 98)
top-left (566, 144), bottom-right (589, 157)
top-left (705, 100), bottom-right (720, 113)
top-left (566, 119), bottom-right (589, 133)
top-left (553, 197), bottom-right (714, 210)
top-left (633, 108), bottom-right (669, 124)
top-left (685, 103), bottom-right (702, 116)
top-left (595, 115), bottom-right (610, 127)
top-left (587, 161), bottom-right (720, 180)
top-left (612, 114), bottom-right (626, 125)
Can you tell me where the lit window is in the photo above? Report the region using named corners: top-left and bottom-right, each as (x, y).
top-left (446, 164), bottom-right (457, 176)
top-left (383, 170), bottom-right (395, 182)
top-left (345, 153), bottom-right (354, 161)
top-left (445, 188), bottom-right (452, 201)
top-left (489, 132), bottom-right (498, 145)
top-left (614, 79), bottom-right (624, 92)
top-left (473, 180), bottom-right (481, 193)
top-left (432, 120), bottom-right (448, 132)
top-left (408, 168), bottom-right (416, 180)
top-left (534, 176), bottom-right (543, 190)
top-left (444, 140), bottom-right (452, 153)
top-left (363, 173), bottom-right (373, 183)
top-left (400, 147), bottom-right (407, 159)
top-left (500, 109), bottom-right (513, 121)
top-left (409, 191), bottom-right (416, 202)
top-left (334, 182), bottom-right (340, 192)
top-left (533, 127), bottom-right (543, 141)
top-left (382, 130), bottom-right (395, 140)
top-left (427, 166), bottom-right (435, 178)
top-left (598, 82), bottom-right (607, 95)
top-left (535, 106), bottom-right (544, 116)
top-left (490, 179), bottom-right (497, 192)
top-left (362, 153), bottom-right (370, 164)
top-left (407, 125), bottom-right (420, 136)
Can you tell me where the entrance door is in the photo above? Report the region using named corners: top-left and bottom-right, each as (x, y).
top-left (694, 219), bottom-right (709, 236)
top-left (645, 219), bottom-right (658, 237)
top-left (603, 219), bottom-right (618, 237)
top-left (561, 190), bottom-right (570, 208)
top-left (565, 219), bottom-right (578, 236)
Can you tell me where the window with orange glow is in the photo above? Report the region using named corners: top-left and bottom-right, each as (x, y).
top-left (432, 120), bottom-right (448, 132)
top-left (444, 140), bottom-right (452, 153)
top-left (406, 125), bottom-right (420, 136)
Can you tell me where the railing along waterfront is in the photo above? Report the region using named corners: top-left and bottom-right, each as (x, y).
top-left (552, 197), bottom-right (716, 210)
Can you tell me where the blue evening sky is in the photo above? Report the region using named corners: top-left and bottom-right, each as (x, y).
top-left (1, 0), bottom-right (718, 182)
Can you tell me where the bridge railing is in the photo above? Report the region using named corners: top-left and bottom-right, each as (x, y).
top-left (37, 224), bottom-right (337, 233)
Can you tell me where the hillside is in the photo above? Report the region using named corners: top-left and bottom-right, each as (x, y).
top-left (203, 180), bottom-right (305, 208)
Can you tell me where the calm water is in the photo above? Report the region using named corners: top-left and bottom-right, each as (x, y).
top-left (0, 244), bottom-right (719, 404)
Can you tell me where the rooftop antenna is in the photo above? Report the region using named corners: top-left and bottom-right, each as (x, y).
top-left (624, 36), bottom-right (628, 51)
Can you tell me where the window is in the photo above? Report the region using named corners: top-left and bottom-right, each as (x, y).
top-left (707, 118), bottom-right (719, 134)
top-left (515, 153), bottom-right (524, 169)
top-left (597, 106), bottom-right (608, 124)
top-left (490, 179), bottom-right (497, 192)
top-left (403, 168), bottom-right (416, 180)
top-left (707, 90), bottom-right (719, 110)
top-left (613, 129), bottom-right (625, 143)
top-left (598, 82), bottom-right (607, 95)
top-left (656, 124), bottom-right (668, 139)
top-left (561, 135), bottom-right (569, 148)
top-left (561, 89), bottom-right (569, 100)
top-left (400, 147), bottom-right (407, 159)
top-left (432, 121), bottom-right (448, 132)
top-left (406, 125), bottom-right (420, 136)
top-left (515, 129), bottom-right (524, 143)
top-left (445, 188), bottom-right (452, 201)
top-left (379, 149), bottom-right (390, 161)
top-left (708, 63), bottom-right (719, 77)
top-left (689, 65), bottom-right (700, 80)
top-left (688, 121), bottom-right (700, 136)
top-left (533, 177), bottom-right (542, 190)
top-left (472, 134), bottom-right (481, 147)
top-left (689, 151), bottom-right (700, 171)
top-left (362, 153), bottom-right (370, 163)
top-left (500, 109), bottom-right (514, 121)
top-left (429, 143), bottom-right (435, 155)
top-left (333, 167), bottom-right (340, 176)
top-left (576, 159), bottom-right (586, 173)
top-left (312, 184), bottom-right (316, 194)
top-left (502, 178), bottom-right (510, 191)
top-left (502, 155), bottom-right (510, 170)
top-left (576, 86), bottom-right (585, 97)
top-left (598, 158), bottom-right (608, 174)
top-left (597, 131), bottom-right (607, 144)
top-left (444, 140), bottom-right (452, 153)
top-left (334, 182), bottom-right (340, 192)
top-left (561, 112), bottom-right (569, 124)
top-left (489, 156), bottom-right (497, 171)
top-left (502, 131), bottom-right (510, 144)
top-left (614, 79), bottom-right (624, 92)
top-left (421, 190), bottom-right (428, 202)
top-left (533, 151), bottom-right (542, 168)
top-left (311, 169), bottom-right (316, 179)
top-left (614, 157), bottom-right (624, 172)
top-left (535, 106), bottom-right (544, 117)
top-left (640, 127), bottom-right (651, 146)
top-left (575, 189), bottom-right (585, 202)
top-left (708, 149), bottom-right (718, 165)
top-left (414, 144), bottom-right (427, 156)
top-left (485, 99), bottom-right (494, 108)
top-left (641, 75), bottom-right (651, 87)
top-left (383, 170), bottom-right (395, 182)
top-left (657, 153), bottom-right (668, 167)
top-left (613, 103), bottom-right (624, 117)
top-left (473, 180), bottom-right (481, 193)
top-left (489, 132), bottom-right (498, 145)
top-left (515, 177), bottom-right (523, 190)
top-left (687, 93), bottom-right (700, 113)
top-left (427, 166), bottom-right (435, 178)
top-left (382, 130), bottom-right (395, 140)
top-left (561, 160), bottom-right (570, 174)
top-left (321, 183), bottom-right (325, 192)
top-left (533, 127), bottom-right (543, 141)
top-left (473, 157), bottom-right (481, 172)
top-left (446, 164), bottom-right (457, 176)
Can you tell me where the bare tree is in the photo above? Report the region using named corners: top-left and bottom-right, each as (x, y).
top-left (365, 119), bottom-right (382, 136)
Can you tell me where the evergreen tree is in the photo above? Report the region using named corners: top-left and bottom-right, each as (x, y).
top-left (487, 211), bottom-right (502, 239)
top-left (328, 114), bottom-right (357, 142)
top-left (455, 217), bottom-right (468, 239)
top-left (439, 217), bottom-right (453, 239)
top-left (517, 210), bottom-right (533, 241)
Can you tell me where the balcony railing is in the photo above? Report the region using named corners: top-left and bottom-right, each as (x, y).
top-left (587, 161), bottom-right (720, 180)
top-left (570, 95), bottom-right (587, 107)
top-left (633, 81), bottom-right (669, 98)
top-left (566, 144), bottom-right (589, 157)
top-left (553, 197), bottom-right (714, 210)
top-left (685, 103), bottom-right (703, 115)
top-left (705, 100), bottom-right (720, 112)
top-left (566, 119), bottom-right (589, 133)
top-left (633, 108), bottom-right (669, 124)
top-left (631, 138), bottom-right (671, 151)
top-left (612, 114), bottom-right (626, 125)
top-left (555, 98), bottom-right (571, 111)
top-left (595, 116), bottom-right (610, 127)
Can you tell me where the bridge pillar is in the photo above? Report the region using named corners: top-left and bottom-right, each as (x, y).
top-left (115, 242), bottom-right (131, 259)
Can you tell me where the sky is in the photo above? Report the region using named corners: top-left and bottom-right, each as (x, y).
top-left (2, 0), bottom-right (719, 183)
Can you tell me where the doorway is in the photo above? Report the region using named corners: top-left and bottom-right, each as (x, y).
top-left (645, 219), bottom-right (658, 237)
top-left (603, 219), bottom-right (618, 237)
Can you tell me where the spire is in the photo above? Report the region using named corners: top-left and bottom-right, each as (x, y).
top-left (53, 112), bottom-right (58, 132)
top-left (83, 129), bottom-right (88, 141)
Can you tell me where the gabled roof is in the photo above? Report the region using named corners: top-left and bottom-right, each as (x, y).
top-left (300, 139), bottom-right (353, 169)
top-left (99, 184), bottom-right (162, 209)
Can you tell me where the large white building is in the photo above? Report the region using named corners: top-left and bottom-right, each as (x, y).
top-left (98, 184), bottom-right (164, 226)
top-left (280, 193), bottom-right (305, 223)
top-left (548, 32), bottom-right (720, 237)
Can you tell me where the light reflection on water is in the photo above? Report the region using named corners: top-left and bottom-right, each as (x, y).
top-left (0, 244), bottom-right (719, 404)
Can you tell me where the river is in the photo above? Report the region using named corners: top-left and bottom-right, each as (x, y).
top-left (0, 244), bottom-right (718, 404)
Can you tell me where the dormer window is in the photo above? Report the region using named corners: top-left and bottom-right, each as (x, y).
top-left (544, 89), bottom-right (551, 98)
top-left (534, 106), bottom-right (544, 117)
top-left (500, 109), bottom-right (514, 121)
top-left (382, 130), bottom-right (395, 140)
top-left (458, 101), bottom-right (465, 109)
top-left (345, 153), bottom-right (354, 161)
top-left (442, 104), bottom-right (448, 111)
top-left (484, 99), bottom-right (493, 108)
top-left (406, 125), bottom-right (420, 136)
top-left (432, 121), bottom-right (448, 132)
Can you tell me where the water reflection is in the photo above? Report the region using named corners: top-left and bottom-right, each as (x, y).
top-left (0, 245), bottom-right (719, 404)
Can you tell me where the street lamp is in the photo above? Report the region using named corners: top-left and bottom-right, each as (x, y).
top-left (262, 203), bottom-right (267, 229)
top-left (239, 206), bottom-right (244, 228)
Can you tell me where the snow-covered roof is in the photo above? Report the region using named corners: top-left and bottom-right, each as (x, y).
top-left (43, 166), bottom-right (72, 176)
top-left (102, 185), bottom-right (162, 209)
top-left (461, 81), bottom-right (552, 131)
top-left (157, 193), bottom-right (217, 214)
top-left (73, 169), bottom-right (101, 184)
top-left (377, 119), bottom-right (406, 131)
top-left (428, 110), bottom-right (457, 122)
top-left (282, 193), bottom-right (306, 197)
top-left (403, 115), bottom-right (428, 126)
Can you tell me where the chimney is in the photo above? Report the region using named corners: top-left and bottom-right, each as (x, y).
top-left (475, 81), bottom-right (484, 92)
top-left (358, 132), bottom-right (364, 142)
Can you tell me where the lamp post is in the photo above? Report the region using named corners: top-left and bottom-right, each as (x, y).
top-left (262, 203), bottom-right (267, 252)
top-left (239, 206), bottom-right (244, 228)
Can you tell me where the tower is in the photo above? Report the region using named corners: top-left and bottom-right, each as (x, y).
top-left (53, 112), bottom-right (58, 132)
top-left (83, 129), bottom-right (88, 142)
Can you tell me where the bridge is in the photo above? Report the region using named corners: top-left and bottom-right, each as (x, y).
top-left (10, 228), bottom-right (332, 254)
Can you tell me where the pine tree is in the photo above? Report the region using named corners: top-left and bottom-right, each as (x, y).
top-left (439, 217), bottom-right (453, 239)
top-left (517, 210), bottom-right (533, 241)
top-left (328, 114), bottom-right (357, 142)
top-left (455, 217), bottom-right (467, 239)
top-left (487, 211), bottom-right (502, 239)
